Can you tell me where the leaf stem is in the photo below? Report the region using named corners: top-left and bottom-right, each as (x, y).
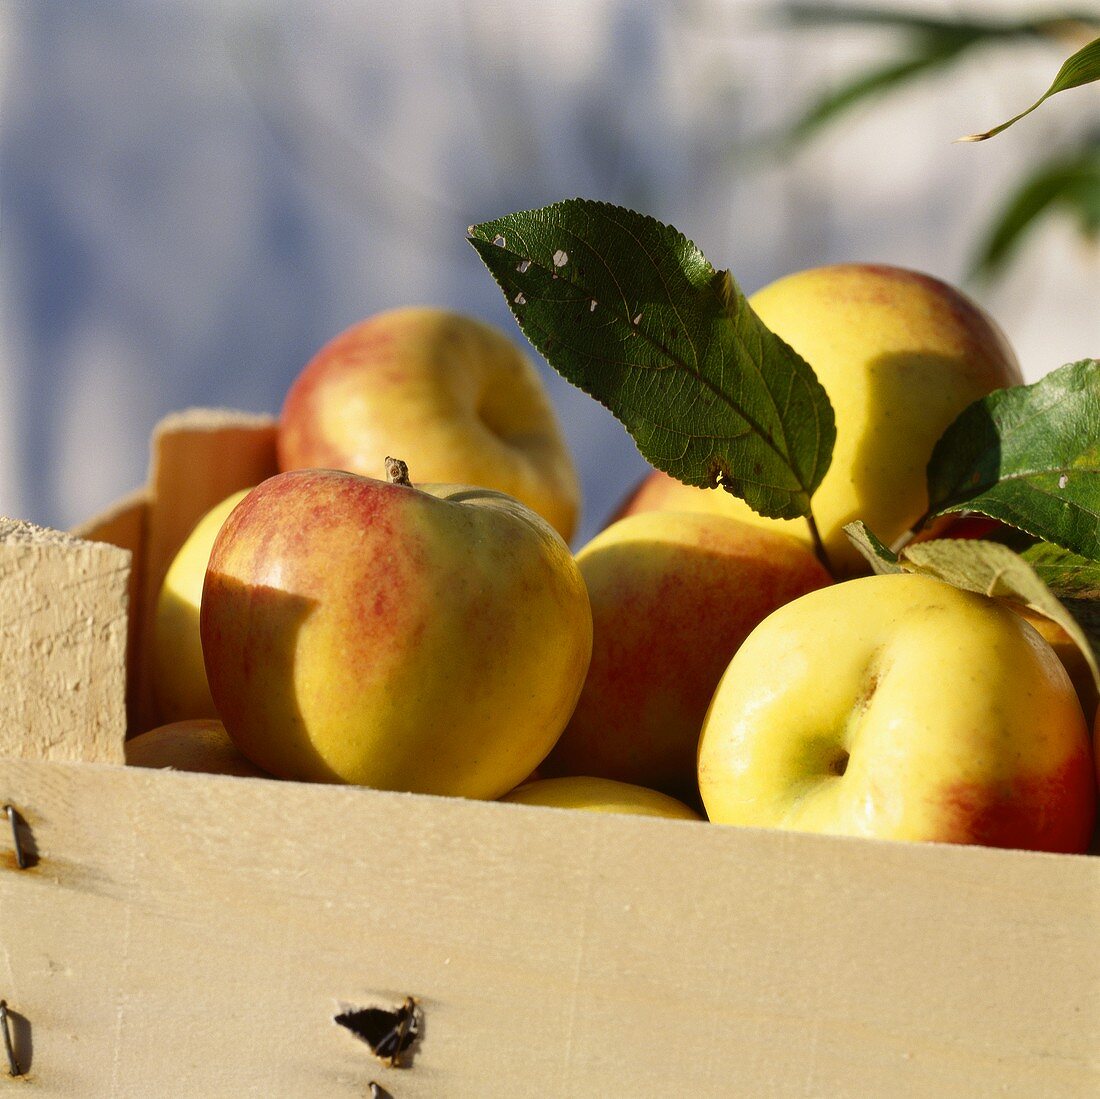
top-left (890, 512), bottom-right (930, 556)
top-left (806, 511), bottom-right (834, 578)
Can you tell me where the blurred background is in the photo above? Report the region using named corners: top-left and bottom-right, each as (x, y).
top-left (1, 0), bottom-right (1097, 545)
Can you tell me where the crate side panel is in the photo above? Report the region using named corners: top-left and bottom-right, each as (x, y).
top-left (0, 524), bottom-right (128, 764)
top-left (0, 759), bottom-right (1097, 1098)
top-left (69, 487), bottom-right (148, 556)
top-left (69, 491), bottom-right (148, 733)
top-left (134, 409), bottom-right (278, 732)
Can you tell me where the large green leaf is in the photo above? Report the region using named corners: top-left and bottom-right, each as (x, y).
top-left (925, 359), bottom-right (1100, 559)
top-left (468, 200), bottom-right (835, 522)
top-left (959, 35), bottom-right (1100, 141)
top-left (1021, 541), bottom-right (1100, 600)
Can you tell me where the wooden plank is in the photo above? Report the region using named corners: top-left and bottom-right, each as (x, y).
top-left (0, 521), bottom-right (128, 765)
top-left (69, 486), bottom-right (148, 554)
top-left (70, 491), bottom-right (149, 734)
top-left (0, 757), bottom-right (1096, 1097)
top-left (133, 409), bottom-right (278, 732)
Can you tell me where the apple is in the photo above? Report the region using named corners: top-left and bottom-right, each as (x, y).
top-left (501, 776), bottom-right (702, 820)
top-left (277, 306), bottom-right (581, 542)
top-left (1092, 703), bottom-right (1100, 855)
top-left (1013, 608), bottom-right (1098, 729)
top-left (200, 462), bottom-right (592, 796)
top-left (151, 489), bottom-right (250, 723)
top-left (125, 719), bottom-right (270, 778)
top-left (697, 573), bottom-right (1096, 853)
top-left (538, 511), bottom-right (831, 803)
top-left (613, 264), bottom-right (1022, 575)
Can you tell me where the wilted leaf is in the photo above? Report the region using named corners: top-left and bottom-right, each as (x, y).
top-left (469, 199), bottom-right (835, 522)
top-left (843, 520), bottom-right (904, 574)
top-left (901, 538), bottom-right (1100, 691)
top-left (925, 359), bottom-right (1100, 559)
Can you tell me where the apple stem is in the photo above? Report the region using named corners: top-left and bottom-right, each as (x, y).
top-left (385, 457), bottom-right (412, 486)
top-left (805, 511), bottom-right (834, 578)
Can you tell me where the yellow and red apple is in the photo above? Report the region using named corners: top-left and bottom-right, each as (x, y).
top-left (538, 511), bottom-right (831, 803)
top-left (613, 264), bottom-right (1022, 576)
top-left (200, 464), bottom-right (592, 797)
top-left (698, 573), bottom-right (1096, 853)
top-left (278, 307), bottom-right (581, 542)
top-left (501, 776), bottom-right (702, 820)
top-left (125, 718), bottom-right (270, 778)
top-left (151, 489), bottom-right (250, 723)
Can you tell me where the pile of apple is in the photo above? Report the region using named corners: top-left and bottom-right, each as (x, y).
top-left (131, 270), bottom-right (1099, 854)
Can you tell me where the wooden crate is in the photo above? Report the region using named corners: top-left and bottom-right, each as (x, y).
top-left (0, 410), bottom-right (1097, 1097)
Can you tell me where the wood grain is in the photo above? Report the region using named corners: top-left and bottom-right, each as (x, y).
top-left (0, 758), bottom-right (1096, 1097)
top-left (0, 520), bottom-right (128, 765)
top-left (70, 491), bottom-right (148, 734)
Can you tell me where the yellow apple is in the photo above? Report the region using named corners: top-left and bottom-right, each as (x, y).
top-left (698, 573), bottom-right (1096, 852)
top-left (538, 512), bottom-right (831, 803)
top-left (1013, 608), bottom-right (1098, 728)
top-left (151, 489), bottom-right (250, 723)
top-left (200, 464), bottom-right (592, 796)
top-left (277, 307), bottom-right (581, 541)
top-left (613, 264), bottom-right (1022, 576)
top-left (125, 718), bottom-right (270, 778)
top-left (501, 776), bottom-right (702, 820)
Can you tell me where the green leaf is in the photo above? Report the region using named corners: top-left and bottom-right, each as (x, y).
top-left (779, 4), bottom-right (1092, 39)
top-left (843, 520), bottom-right (904, 575)
top-left (925, 359), bottom-right (1100, 559)
top-left (468, 199), bottom-right (835, 521)
top-left (958, 35), bottom-right (1100, 141)
top-left (1021, 542), bottom-right (1100, 600)
top-left (900, 538), bottom-right (1100, 692)
top-left (785, 50), bottom-right (966, 143)
top-left (970, 139), bottom-right (1100, 280)
top-left (774, 5), bottom-right (1093, 144)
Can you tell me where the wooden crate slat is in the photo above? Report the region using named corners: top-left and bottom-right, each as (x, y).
top-left (0, 758), bottom-right (1097, 1097)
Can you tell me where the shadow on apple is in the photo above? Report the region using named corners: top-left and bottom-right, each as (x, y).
top-left (200, 575), bottom-right (348, 785)
top-left (844, 350), bottom-right (1004, 543)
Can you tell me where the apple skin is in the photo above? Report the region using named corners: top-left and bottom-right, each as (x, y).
top-left (538, 512), bottom-right (832, 804)
top-left (200, 468), bottom-right (592, 796)
top-left (698, 573), bottom-right (1096, 853)
top-left (612, 264), bottom-right (1022, 576)
top-left (277, 307), bottom-right (581, 542)
top-left (125, 719), bottom-right (271, 778)
top-left (1013, 609), bottom-right (1099, 730)
top-left (501, 776), bottom-right (702, 820)
top-left (152, 489), bottom-right (251, 724)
